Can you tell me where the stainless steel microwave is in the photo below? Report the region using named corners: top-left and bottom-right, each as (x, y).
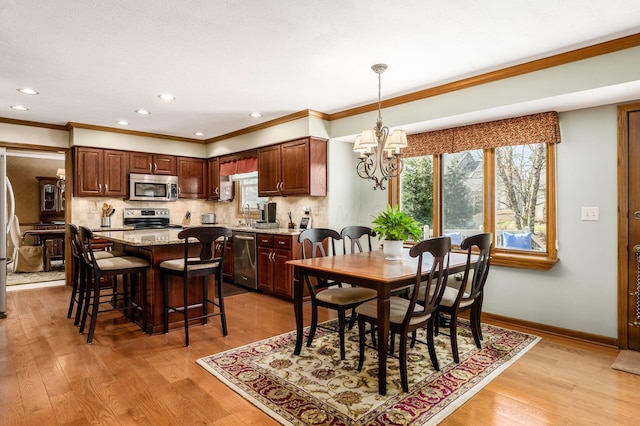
top-left (128, 173), bottom-right (178, 202)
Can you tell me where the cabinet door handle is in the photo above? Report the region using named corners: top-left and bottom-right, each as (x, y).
top-left (149, 163), bottom-right (153, 171)
top-left (215, 187), bottom-right (219, 195)
top-left (98, 183), bottom-right (102, 193)
top-left (154, 163), bottom-right (158, 172)
top-left (280, 181), bottom-right (285, 191)
top-left (105, 183), bottom-right (108, 192)
top-left (270, 251), bottom-right (275, 262)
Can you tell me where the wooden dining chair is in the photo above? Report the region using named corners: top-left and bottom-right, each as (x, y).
top-left (356, 236), bottom-right (451, 392)
top-left (159, 226), bottom-right (232, 346)
top-left (78, 226), bottom-right (149, 344)
top-left (340, 226), bottom-right (376, 254)
top-left (299, 228), bottom-right (377, 360)
top-left (434, 232), bottom-right (492, 363)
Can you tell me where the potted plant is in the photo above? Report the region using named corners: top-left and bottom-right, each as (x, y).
top-left (372, 204), bottom-right (422, 260)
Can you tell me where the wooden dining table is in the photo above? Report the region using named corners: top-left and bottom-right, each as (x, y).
top-left (288, 248), bottom-right (474, 395)
top-left (23, 228), bottom-right (66, 272)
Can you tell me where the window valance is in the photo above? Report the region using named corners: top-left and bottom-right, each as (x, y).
top-left (404, 111), bottom-right (560, 157)
top-left (219, 157), bottom-right (258, 176)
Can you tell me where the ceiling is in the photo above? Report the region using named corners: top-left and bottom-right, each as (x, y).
top-left (2, 1), bottom-right (640, 142)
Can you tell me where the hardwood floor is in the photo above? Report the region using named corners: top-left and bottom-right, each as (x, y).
top-left (1, 284), bottom-right (639, 425)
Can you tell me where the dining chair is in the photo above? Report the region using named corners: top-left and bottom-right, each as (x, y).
top-left (9, 215), bottom-right (46, 273)
top-left (340, 226), bottom-right (376, 254)
top-left (434, 232), bottom-right (492, 363)
top-left (66, 224), bottom-right (120, 326)
top-left (159, 226), bottom-right (232, 346)
top-left (78, 226), bottom-right (149, 344)
top-left (356, 236), bottom-right (451, 392)
top-left (299, 228), bottom-right (377, 360)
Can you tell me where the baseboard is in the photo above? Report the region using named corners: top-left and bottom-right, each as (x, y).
top-left (481, 312), bottom-right (618, 348)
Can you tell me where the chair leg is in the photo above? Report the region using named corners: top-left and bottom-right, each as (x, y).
top-left (217, 272), bottom-right (228, 336)
top-left (67, 260), bottom-right (79, 318)
top-left (79, 268), bottom-right (93, 334)
top-left (337, 309), bottom-right (346, 360)
top-left (426, 317), bottom-right (440, 371)
top-left (357, 317), bottom-right (366, 371)
top-left (73, 264), bottom-right (86, 326)
top-left (86, 272), bottom-right (101, 344)
top-left (306, 299), bottom-right (319, 348)
top-left (450, 313), bottom-right (460, 363)
top-left (183, 274), bottom-right (190, 346)
top-left (399, 332), bottom-right (409, 392)
top-left (347, 308), bottom-right (357, 330)
top-left (202, 276), bottom-right (209, 325)
top-left (162, 272), bottom-right (170, 334)
top-left (470, 304), bottom-right (482, 348)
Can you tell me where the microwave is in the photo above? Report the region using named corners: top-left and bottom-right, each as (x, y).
top-left (128, 173), bottom-right (178, 202)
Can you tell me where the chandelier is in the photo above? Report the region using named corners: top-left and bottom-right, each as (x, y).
top-left (353, 63), bottom-right (407, 190)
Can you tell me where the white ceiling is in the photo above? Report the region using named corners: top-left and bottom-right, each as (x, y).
top-left (1, 0), bottom-right (640, 141)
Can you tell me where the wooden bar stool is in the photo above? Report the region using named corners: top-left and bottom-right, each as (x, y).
top-left (78, 226), bottom-right (149, 344)
top-left (159, 226), bottom-right (232, 346)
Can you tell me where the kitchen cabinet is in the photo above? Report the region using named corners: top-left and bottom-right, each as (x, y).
top-left (207, 157), bottom-right (220, 200)
top-left (177, 157), bottom-right (207, 199)
top-left (257, 137), bottom-right (327, 197)
top-left (130, 152), bottom-right (176, 175)
top-left (215, 237), bottom-right (234, 282)
top-left (74, 147), bottom-right (128, 197)
top-left (257, 233), bottom-right (301, 299)
top-left (38, 177), bottom-right (64, 222)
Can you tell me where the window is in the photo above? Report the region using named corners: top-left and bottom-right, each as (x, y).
top-left (395, 144), bottom-right (556, 270)
top-left (233, 172), bottom-right (268, 218)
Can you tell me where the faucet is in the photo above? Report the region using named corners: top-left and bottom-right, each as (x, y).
top-left (243, 203), bottom-right (251, 227)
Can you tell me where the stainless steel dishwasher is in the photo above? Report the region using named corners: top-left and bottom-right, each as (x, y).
top-left (233, 231), bottom-right (257, 289)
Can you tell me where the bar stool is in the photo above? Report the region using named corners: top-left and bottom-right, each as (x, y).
top-left (159, 226), bottom-right (232, 346)
top-left (78, 226), bottom-right (149, 344)
top-left (66, 224), bottom-right (120, 326)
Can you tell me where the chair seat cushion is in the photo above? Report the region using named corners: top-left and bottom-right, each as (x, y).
top-left (418, 285), bottom-right (473, 308)
top-left (96, 256), bottom-right (149, 271)
top-left (315, 287), bottom-right (377, 305)
top-left (159, 257), bottom-right (220, 272)
top-left (92, 250), bottom-right (120, 260)
top-left (356, 297), bottom-right (431, 325)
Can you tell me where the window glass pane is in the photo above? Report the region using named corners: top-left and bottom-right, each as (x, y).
top-left (495, 143), bottom-right (546, 251)
top-left (239, 177), bottom-right (268, 208)
top-left (400, 156), bottom-right (433, 239)
top-left (442, 150), bottom-right (484, 245)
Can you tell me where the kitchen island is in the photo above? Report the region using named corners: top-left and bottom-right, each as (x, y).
top-left (94, 225), bottom-right (302, 334)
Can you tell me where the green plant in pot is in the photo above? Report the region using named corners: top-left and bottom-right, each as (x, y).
top-left (372, 204), bottom-right (422, 260)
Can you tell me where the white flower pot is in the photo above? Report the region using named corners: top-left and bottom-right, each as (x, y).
top-left (383, 240), bottom-right (403, 260)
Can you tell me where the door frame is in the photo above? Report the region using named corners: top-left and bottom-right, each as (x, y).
top-left (617, 102), bottom-right (640, 349)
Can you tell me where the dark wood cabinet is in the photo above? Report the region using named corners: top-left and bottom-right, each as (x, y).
top-left (38, 177), bottom-right (64, 222)
top-left (215, 237), bottom-right (234, 282)
top-left (257, 137), bottom-right (327, 197)
top-left (207, 157), bottom-right (220, 200)
top-left (257, 233), bottom-right (301, 299)
top-left (74, 147), bottom-right (128, 197)
top-left (177, 157), bottom-right (207, 199)
top-left (130, 152), bottom-right (176, 175)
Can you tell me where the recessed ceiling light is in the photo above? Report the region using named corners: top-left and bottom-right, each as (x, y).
top-left (158, 93), bottom-right (175, 101)
top-left (17, 88), bottom-right (38, 95)
top-left (250, 112), bottom-right (262, 118)
top-left (10, 105), bottom-right (28, 111)
top-left (194, 132), bottom-right (205, 136)
top-left (135, 109), bottom-right (151, 115)
top-left (117, 120), bottom-right (129, 126)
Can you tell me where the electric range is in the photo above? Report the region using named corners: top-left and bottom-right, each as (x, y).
top-left (123, 207), bottom-right (182, 230)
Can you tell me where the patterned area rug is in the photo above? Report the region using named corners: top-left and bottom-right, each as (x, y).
top-left (7, 260), bottom-right (65, 286)
top-left (197, 319), bottom-right (539, 425)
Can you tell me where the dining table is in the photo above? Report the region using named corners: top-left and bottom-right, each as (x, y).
top-left (288, 248), bottom-right (475, 395)
top-left (23, 228), bottom-right (67, 271)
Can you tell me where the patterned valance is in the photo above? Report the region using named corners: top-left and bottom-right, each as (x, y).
top-left (405, 111), bottom-right (560, 157)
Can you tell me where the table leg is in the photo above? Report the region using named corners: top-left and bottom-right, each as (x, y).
top-left (377, 295), bottom-right (390, 395)
top-left (42, 239), bottom-right (51, 272)
top-left (293, 266), bottom-right (304, 356)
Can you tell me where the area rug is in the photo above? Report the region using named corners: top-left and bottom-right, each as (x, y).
top-left (612, 350), bottom-right (640, 376)
top-left (7, 260), bottom-right (65, 286)
top-left (197, 319), bottom-right (539, 425)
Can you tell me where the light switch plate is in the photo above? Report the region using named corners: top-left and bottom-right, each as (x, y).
top-left (581, 206), bottom-right (599, 221)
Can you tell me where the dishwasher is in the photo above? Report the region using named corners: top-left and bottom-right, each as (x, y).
top-left (233, 231), bottom-right (257, 289)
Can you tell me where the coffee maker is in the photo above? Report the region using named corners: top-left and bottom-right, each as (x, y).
top-left (258, 202), bottom-right (277, 223)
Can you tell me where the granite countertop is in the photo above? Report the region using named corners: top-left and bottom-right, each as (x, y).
top-left (94, 224), bottom-right (301, 247)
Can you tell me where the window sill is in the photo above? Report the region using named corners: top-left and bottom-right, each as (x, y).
top-left (489, 251), bottom-right (558, 270)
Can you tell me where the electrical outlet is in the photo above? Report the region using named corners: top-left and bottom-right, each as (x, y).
top-left (581, 206), bottom-right (599, 221)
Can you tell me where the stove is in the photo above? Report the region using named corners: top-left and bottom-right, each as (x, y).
top-left (123, 207), bottom-right (178, 230)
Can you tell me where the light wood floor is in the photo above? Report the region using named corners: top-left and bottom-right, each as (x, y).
top-left (1, 284), bottom-right (639, 425)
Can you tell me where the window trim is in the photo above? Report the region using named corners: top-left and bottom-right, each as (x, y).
top-left (390, 143), bottom-right (558, 270)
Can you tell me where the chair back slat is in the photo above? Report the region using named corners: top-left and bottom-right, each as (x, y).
top-left (408, 236), bottom-right (451, 323)
top-left (177, 226), bottom-right (232, 264)
top-left (298, 228), bottom-right (340, 259)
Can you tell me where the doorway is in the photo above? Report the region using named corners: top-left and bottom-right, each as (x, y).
top-left (619, 103), bottom-right (640, 351)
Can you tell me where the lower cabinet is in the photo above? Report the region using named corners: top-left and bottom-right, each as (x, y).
top-left (257, 233), bottom-right (301, 299)
top-left (215, 238), bottom-right (234, 282)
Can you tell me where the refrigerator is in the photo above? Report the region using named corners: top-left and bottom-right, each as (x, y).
top-left (1, 147), bottom-right (16, 319)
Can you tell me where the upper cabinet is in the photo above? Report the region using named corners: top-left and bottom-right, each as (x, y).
top-left (74, 147), bottom-right (128, 197)
top-left (130, 152), bottom-right (177, 175)
top-left (207, 157), bottom-right (220, 200)
top-left (177, 157), bottom-right (207, 199)
top-left (257, 137), bottom-right (327, 197)
top-left (38, 177), bottom-right (64, 222)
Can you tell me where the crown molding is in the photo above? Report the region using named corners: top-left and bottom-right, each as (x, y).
top-left (66, 122), bottom-right (205, 143)
top-left (0, 116), bottom-right (68, 131)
